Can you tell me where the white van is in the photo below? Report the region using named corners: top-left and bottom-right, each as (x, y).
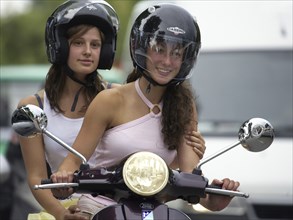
top-left (122, 1), bottom-right (293, 219)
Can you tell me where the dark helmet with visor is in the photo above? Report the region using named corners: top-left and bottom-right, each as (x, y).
top-left (130, 4), bottom-right (201, 85)
top-left (45, 0), bottom-right (119, 69)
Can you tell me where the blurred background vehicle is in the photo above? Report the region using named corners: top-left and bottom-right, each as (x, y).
top-left (0, 65), bottom-right (47, 219)
top-left (0, 65), bottom-right (124, 219)
top-left (121, 1), bottom-right (293, 220)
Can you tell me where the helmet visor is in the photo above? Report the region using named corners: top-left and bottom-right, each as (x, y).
top-left (132, 32), bottom-right (197, 83)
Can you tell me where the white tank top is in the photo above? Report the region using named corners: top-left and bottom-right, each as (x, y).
top-left (43, 92), bottom-right (98, 172)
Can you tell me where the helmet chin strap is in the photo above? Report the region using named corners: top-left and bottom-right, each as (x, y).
top-left (64, 65), bottom-right (88, 87)
top-left (64, 65), bottom-right (97, 112)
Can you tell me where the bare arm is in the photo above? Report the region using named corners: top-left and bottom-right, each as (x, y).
top-left (17, 94), bottom-right (70, 219)
top-left (185, 130), bottom-right (206, 159)
top-left (52, 89), bottom-right (120, 181)
top-left (176, 103), bottom-right (204, 173)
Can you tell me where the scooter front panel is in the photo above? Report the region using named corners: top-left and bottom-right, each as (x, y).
top-left (93, 200), bottom-right (191, 220)
top-left (92, 204), bottom-right (126, 220)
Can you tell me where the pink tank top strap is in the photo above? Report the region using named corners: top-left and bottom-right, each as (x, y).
top-left (135, 79), bottom-right (162, 117)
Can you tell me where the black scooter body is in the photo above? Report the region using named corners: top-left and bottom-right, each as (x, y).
top-left (94, 198), bottom-right (191, 220)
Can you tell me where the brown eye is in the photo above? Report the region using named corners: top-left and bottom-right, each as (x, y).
top-left (91, 41), bottom-right (102, 49)
top-left (72, 40), bottom-right (83, 47)
top-left (172, 49), bottom-right (183, 58)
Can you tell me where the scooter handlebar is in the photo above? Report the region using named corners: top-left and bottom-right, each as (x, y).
top-left (41, 179), bottom-right (53, 184)
top-left (205, 186), bottom-right (249, 198)
top-left (34, 182), bottom-right (79, 190)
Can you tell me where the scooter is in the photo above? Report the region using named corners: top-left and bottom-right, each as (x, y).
top-left (11, 104), bottom-right (275, 220)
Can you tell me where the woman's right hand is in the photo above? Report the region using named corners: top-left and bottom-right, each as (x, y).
top-left (50, 170), bottom-right (75, 199)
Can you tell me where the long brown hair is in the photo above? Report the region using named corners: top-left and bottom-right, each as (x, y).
top-left (45, 25), bottom-right (105, 113)
top-left (126, 70), bottom-right (196, 150)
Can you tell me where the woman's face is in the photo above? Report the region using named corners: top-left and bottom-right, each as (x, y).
top-left (146, 39), bottom-right (183, 85)
top-left (67, 26), bottom-right (102, 79)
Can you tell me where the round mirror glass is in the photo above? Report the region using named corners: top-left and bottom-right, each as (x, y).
top-left (11, 104), bottom-right (47, 138)
top-left (238, 118), bottom-right (274, 152)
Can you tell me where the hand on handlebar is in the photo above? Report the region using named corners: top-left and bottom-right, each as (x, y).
top-left (203, 178), bottom-right (240, 211)
top-left (50, 170), bottom-right (75, 199)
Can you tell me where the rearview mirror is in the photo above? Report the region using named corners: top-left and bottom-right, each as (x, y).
top-left (197, 117), bottom-right (274, 170)
top-left (11, 104), bottom-right (88, 167)
top-left (239, 117), bottom-right (274, 152)
top-left (11, 104), bottom-right (47, 138)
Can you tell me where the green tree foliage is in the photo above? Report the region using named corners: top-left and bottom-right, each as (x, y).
top-left (0, 0), bottom-right (139, 66)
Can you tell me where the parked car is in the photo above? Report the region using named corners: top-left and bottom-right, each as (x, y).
top-left (121, 1), bottom-right (293, 219)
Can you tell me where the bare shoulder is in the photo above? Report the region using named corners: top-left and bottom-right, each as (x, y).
top-left (17, 89), bottom-right (44, 108)
top-left (89, 83), bottom-right (133, 116)
top-left (93, 84), bottom-right (130, 108)
top-left (86, 83), bottom-right (135, 128)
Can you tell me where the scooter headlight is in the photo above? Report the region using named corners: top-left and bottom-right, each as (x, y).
top-left (123, 151), bottom-right (169, 196)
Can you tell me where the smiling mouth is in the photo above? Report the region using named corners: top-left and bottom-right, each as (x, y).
top-left (157, 67), bottom-right (171, 76)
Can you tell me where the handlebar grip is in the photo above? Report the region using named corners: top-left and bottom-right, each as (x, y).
top-left (207, 184), bottom-right (222, 189)
top-left (41, 179), bottom-right (53, 184)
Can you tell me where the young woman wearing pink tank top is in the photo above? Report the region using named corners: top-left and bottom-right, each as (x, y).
top-left (52, 3), bottom-right (240, 219)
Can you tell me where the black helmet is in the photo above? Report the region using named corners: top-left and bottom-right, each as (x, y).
top-left (45, 0), bottom-right (119, 69)
top-left (130, 4), bottom-right (201, 85)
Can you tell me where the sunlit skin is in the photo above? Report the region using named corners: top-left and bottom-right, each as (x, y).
top-left (146, 40), bottom-right (183, 85)
top-left (67, 27), bottom-right (102, 82)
